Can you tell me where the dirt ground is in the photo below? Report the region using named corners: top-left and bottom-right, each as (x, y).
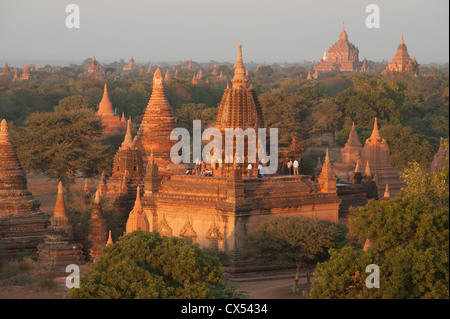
top-left (238, 278), bottom-right (309, 299)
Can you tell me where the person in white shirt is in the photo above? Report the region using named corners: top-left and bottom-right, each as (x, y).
top-left (293, 159), bottom-right (299, 175)
top-left (258, 163), bottom-right (264, 178)
top-left (248, 163), bottom-right (253, 178)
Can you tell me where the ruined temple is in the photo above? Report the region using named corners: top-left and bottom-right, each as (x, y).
top-left (0, 119), bottom-right (50, 255)
top-left (359, 118), bottom-right (405, 198)
top-left (384, 35), bottom-right (419, 76)
top-left (97, 84), bottom-right (126, 136)
top-left (314, 24), bottom-right (363, 74)
top-left (134, 68), bottom-right (187, 174)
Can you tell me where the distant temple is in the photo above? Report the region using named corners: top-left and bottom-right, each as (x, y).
top-left (383, 35), bottom-right (420, 76)
top-left (20, 64), bottom-right (32, 80)
top-left (123, 57), bottom-right (138, 71)
top-left (1, 60), bottom-right (10, 75)
top-left (314, 24), bottom-right (368, 74)
top-left (97, 84), bottom-right (126, 136)
top-left (359, 118), bottom-right (405, 198)
top-left (87, 56), bottom-right (103, 75)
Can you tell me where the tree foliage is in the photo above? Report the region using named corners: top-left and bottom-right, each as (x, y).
top-left (309, 154), bottom-right (449, 299)
top-left (10, 100), bottom-right (111, 186)
top-left (67, 231), bottom-right (243, 299)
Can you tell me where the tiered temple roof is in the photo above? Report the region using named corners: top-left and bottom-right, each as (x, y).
top-left (134, 68), bottom-right (187, 174)
top-left (384, 35), bottom-right (419, 76)
top-left (314, 24), bottom-right (362, 73)
top-left (359, 118), bottom-right (405, 198)
top-left (0, 119), bottom-right (49, 254)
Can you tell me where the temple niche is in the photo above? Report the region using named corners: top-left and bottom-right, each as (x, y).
top-left (314, 24), bottom-right (366, 74)
top-left (140, 45), bottom-right (341, 262)
top-left (383, 35), bottom-right (420, 76)
top-left (96, 84), bottom-right (126, 136)
top-left (0, 119), bottom-right (50, 255)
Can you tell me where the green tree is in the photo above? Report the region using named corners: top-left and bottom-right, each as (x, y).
top-left (309, 156), bottom-right (449, 299)
top-left (10, 101), bottom-right (111, 186)
top-left (67, 231), bottom-right (244, 299)
top-left (244, 216), bottom-right (347, 293)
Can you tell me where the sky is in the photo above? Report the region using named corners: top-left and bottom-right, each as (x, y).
top-left (0, 0), bottom-right (448, 66)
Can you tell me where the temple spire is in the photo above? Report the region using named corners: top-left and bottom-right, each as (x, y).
top-left (121, 119), bottom-right (134, 149)
top-left (106, 230), bottom-right (113, 246)
top-left (400, 34), bottom-right (404, 45)
top-left (133, 186), bottom-right (142, 211)
top-left (54, 182), bottom-right (67, 218)
top-left (231, 44), bottom-right (248, 89)
top-left (98, 83), bottom-right (114, 116)
top-left (371, 118), bottom-right (381, 140)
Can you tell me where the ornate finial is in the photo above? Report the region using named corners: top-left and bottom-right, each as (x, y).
top-left (325, 148), bottom-right (330, 163)
top-left (365, 160), bottom-right (372, 176)
top-left (400, 34), bottom-right (404, 45)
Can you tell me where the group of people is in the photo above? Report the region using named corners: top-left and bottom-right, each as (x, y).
top-left (286, 158), bottom-right (301, 176)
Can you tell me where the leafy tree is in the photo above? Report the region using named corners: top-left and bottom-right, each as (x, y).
top-left (54, 95), bottom-right (97, 112)
top-left (10, 101), bottom-right (111, 186)
top-left (67, 231), bottom-right (244, 299)
top-left (379, 124), bottom-right (433, 171)
top-left (244, 216), bottom-right (347, 293)
top-left (309, 156), bottom-right (449, 299)
top-left (297, 85), bottom-right (322, 101)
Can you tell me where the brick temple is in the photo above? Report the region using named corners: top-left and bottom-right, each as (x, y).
top-left (314, 24), bottom-right (368, 74)
top-left (96, 83), bottom-right (126, 136)
top-left (0, 119), bottom-right (50, 255)
top-left (383, 35), bottom-right (420, 76)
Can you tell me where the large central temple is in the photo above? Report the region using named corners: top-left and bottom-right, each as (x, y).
top-left (126, 45), bottom-right (343, 260)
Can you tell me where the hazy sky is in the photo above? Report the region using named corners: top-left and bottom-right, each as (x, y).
top-left (1, 0), bottom-right (448, 66)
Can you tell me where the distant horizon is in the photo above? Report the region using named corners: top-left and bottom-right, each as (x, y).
top-left (1, 0), bottom-right (448, 65)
